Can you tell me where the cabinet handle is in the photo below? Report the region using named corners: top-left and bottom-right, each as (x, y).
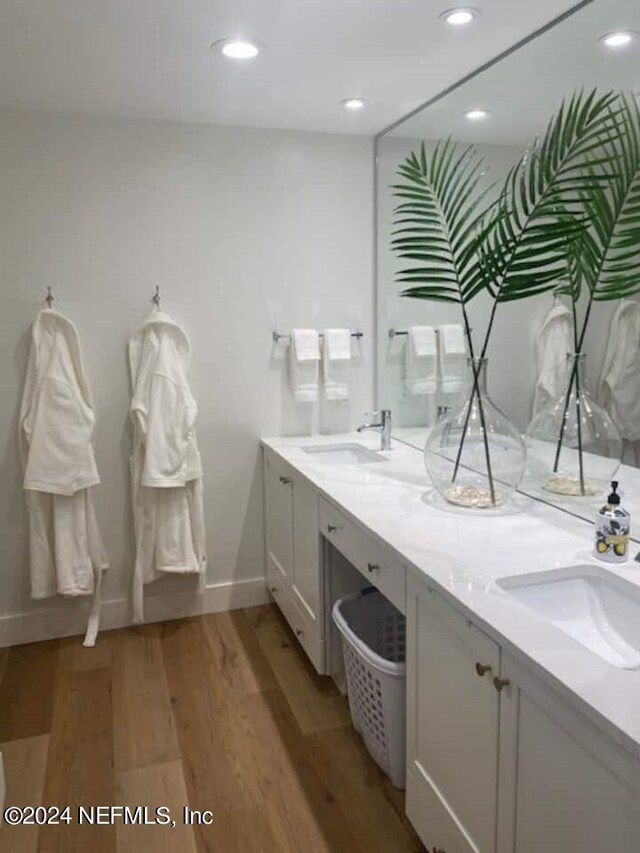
top-left (279, 476), bottom-right (292, 485)
top-left (367, 562), bottom-right (379, 573)
top-left (475, 662), bottom-right (492, 677)
top-left (295, 628), bottom-right (305, 638)
top-left (269, 586), bottom-right (279, 594)
top-left (433, 848), bottom-right (447, 853)
top-left (327, 524), bottom-right (338, 533)
top-left (493, 677), bottom-right (511, 692)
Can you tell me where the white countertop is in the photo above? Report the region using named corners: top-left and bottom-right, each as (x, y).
top-left (262, 432), bottom-right (640, 760)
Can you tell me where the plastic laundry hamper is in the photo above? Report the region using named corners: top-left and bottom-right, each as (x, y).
top-left (332, 588), bottom-right (406, 788)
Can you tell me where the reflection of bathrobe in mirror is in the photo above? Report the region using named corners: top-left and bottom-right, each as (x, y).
top-left (129, 310), bottom-right (206, 623)
top-left (598, 301), bottom-right (640, 464)
top-left (532, 304), bottom-right (574, 418)
top-left (19, 309), bottom-right (109, 647)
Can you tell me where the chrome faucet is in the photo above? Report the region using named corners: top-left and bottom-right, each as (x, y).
top-left (357, 409), bottom-right (392, 451)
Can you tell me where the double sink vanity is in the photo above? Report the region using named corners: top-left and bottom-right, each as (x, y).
top-left (262, 433), bottom-right (640, 853)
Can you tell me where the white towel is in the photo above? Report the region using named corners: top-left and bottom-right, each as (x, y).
top-left (405, 326), bottom-right (437, 395)
top-left (439, 324), bottom-right (467, 393)
top-left (290, 329), bottom-right (320, 402)
top-left (322, 329), bottom-right (351, 401)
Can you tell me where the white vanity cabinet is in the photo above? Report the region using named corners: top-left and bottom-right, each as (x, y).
top-left (406, 570), bottom-right (501, 853)
top-left (264, 450), bottom-right (324, 672)
top-left (319, 498), bottom-right (406, 614)
top-left (497, 654), bottom-right (640, 853)
top-left (407, 568), bottom-right (640, 853)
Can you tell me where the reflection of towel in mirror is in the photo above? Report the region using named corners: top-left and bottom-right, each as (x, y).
top-left (405, 326), bottom-right (436, 395)
top-left (290, 329), bottom-right (320, 402)
top-left (438, 325), bottom-right (466, 394)
top-left (532, 304), bottom-right (573, 417)
top-left (597, 300), bottom-right (640, 441)
top-left (322, 329), bottom-right (351, 401)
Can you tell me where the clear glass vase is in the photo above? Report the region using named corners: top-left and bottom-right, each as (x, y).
top-left (424, 358), bottom-right (527, 509)
top-left (524, 353), bottom-right (622, 497)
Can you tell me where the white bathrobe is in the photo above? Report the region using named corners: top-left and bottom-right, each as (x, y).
top-left (129, 309), bottom-right (206, 623)
top-left (598, 300), bottom-right (640, 443)
top-left (532, 303), bottom-right (574, 418)
top-left (19, 309), bottom-right (108, 647)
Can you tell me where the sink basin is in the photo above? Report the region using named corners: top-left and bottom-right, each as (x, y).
top-left (497, 565), bottom-right (640, 670)
top-left (302, 443), bottom-right (386, 466)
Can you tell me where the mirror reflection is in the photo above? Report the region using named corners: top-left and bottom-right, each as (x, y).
top-left (376, 0), bottom-right (640, 533)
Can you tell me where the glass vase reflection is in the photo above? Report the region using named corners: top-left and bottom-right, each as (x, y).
top-left (525, 353), bottom-right (622, 498)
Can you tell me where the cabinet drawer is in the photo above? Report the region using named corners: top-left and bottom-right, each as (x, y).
top-left (407, 766), bottom-right (476, 853)
top-left (319, 499), bottom-right (406, 614)
top-left (268, 579), bottom-right (324, 674)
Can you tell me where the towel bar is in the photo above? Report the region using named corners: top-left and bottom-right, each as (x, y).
top-left (272, 330), bottom-right (364, 343)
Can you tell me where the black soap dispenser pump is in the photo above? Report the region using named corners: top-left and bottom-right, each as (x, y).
top-left (594, 481), bottom-right (631, 563)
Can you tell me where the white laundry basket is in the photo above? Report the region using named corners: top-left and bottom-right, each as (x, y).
top-left (332, 588), bottom-right (406, 788)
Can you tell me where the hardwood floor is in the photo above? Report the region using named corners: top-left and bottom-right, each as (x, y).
top-left (0, 605), bottom-right (424, 852)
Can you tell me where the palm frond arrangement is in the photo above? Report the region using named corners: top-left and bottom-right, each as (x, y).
top-left (390, 88), bottom-right (640, 503)
top-left (552, 94), bottom-right (640, 491)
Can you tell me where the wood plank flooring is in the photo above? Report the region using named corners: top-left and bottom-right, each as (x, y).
top-left (0, 605), bottom-right (424, 852)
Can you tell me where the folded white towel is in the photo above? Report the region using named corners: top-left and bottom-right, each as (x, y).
top-left (406, 326), bottom-right (437, 395)
top-left (290, 329), bottom-right (320, 402)
top-left (322, 329), bottom-right (351, 401)
top-left (439, 324), bottom-right (467, 393)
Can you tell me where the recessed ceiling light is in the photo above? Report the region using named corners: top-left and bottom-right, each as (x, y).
top-left (341, 98), bottom-right (368, 111)
top-left (217, 39), bottom-right (260, 59)
top-left (600, 31), bottom-right (636, 49)
top-left (439, 7), bottom-right (478, 26)
top-left (465, 108), bottom-right (490, 121)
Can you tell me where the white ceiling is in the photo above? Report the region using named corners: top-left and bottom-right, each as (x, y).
top-left (0, 0), bottom-right (583, 134)
top-left (388, 0), bottom-right (640, 145)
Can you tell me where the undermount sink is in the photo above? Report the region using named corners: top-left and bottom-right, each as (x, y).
top-left (302, 442), bottom-right (387, 466)
top-left (497, 565), bottom-right (640, 670)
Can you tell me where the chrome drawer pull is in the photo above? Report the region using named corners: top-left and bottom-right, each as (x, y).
top-left (327, 524), bottom-right (338, 533)
top-left (367, 562), bottom-right (379, 573)
top-left (475, 662), bottom-right (492, 677)
top-left (279, 476), bottom-right (292, 485)
top-left (295, 628), bottom-right (305, 637)
top-left (493, 677), bottom-right (511, 692)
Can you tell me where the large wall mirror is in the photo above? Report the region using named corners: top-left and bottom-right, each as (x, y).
top-left (376, 0), bottom-right (640, 536)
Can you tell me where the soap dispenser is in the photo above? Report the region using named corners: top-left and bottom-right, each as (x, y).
top-left (594, 481), bottom-right (630, 563)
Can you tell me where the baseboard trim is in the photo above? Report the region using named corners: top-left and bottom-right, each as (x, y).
top-left (0, 577), bottom-right (269, 648)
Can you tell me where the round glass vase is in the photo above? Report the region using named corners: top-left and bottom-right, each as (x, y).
top-left (524, 353), bottom-right (622, 498)
top-left (424, 358), bottom-right (526, 509)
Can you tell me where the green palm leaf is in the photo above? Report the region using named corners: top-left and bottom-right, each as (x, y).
top-left (574, 95), bottom-right (640, 309)
top-left (485, 89), bottom-right (622, 306)
top-left (391, 139), bottom-right (495, 306)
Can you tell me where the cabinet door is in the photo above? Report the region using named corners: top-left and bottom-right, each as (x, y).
top-left (407, 573), bottom-right (501, 853)
top-left (498, 653), bottom-right (640, 853)
top-left (265, 453), bottom-right (294, 592)
top-left (291, 477), bottom-right (321, 629)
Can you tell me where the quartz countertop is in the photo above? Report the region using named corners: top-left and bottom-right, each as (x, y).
top-left (262, 432), bottom-right (640, 760)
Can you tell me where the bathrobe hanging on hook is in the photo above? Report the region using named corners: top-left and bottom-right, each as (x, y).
top-left (19, 308), bottom-right (109, 646)
top-left (128, 308), bottom-right (206, 623)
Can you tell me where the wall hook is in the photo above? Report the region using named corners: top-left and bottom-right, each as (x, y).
top-left (152, 285), bottom-right (161, 308)
top-left (45, 287), bottom-right (54, 308)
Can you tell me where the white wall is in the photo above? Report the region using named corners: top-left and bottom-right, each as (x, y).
top-left (0, 112), bottom-right (374, 638)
